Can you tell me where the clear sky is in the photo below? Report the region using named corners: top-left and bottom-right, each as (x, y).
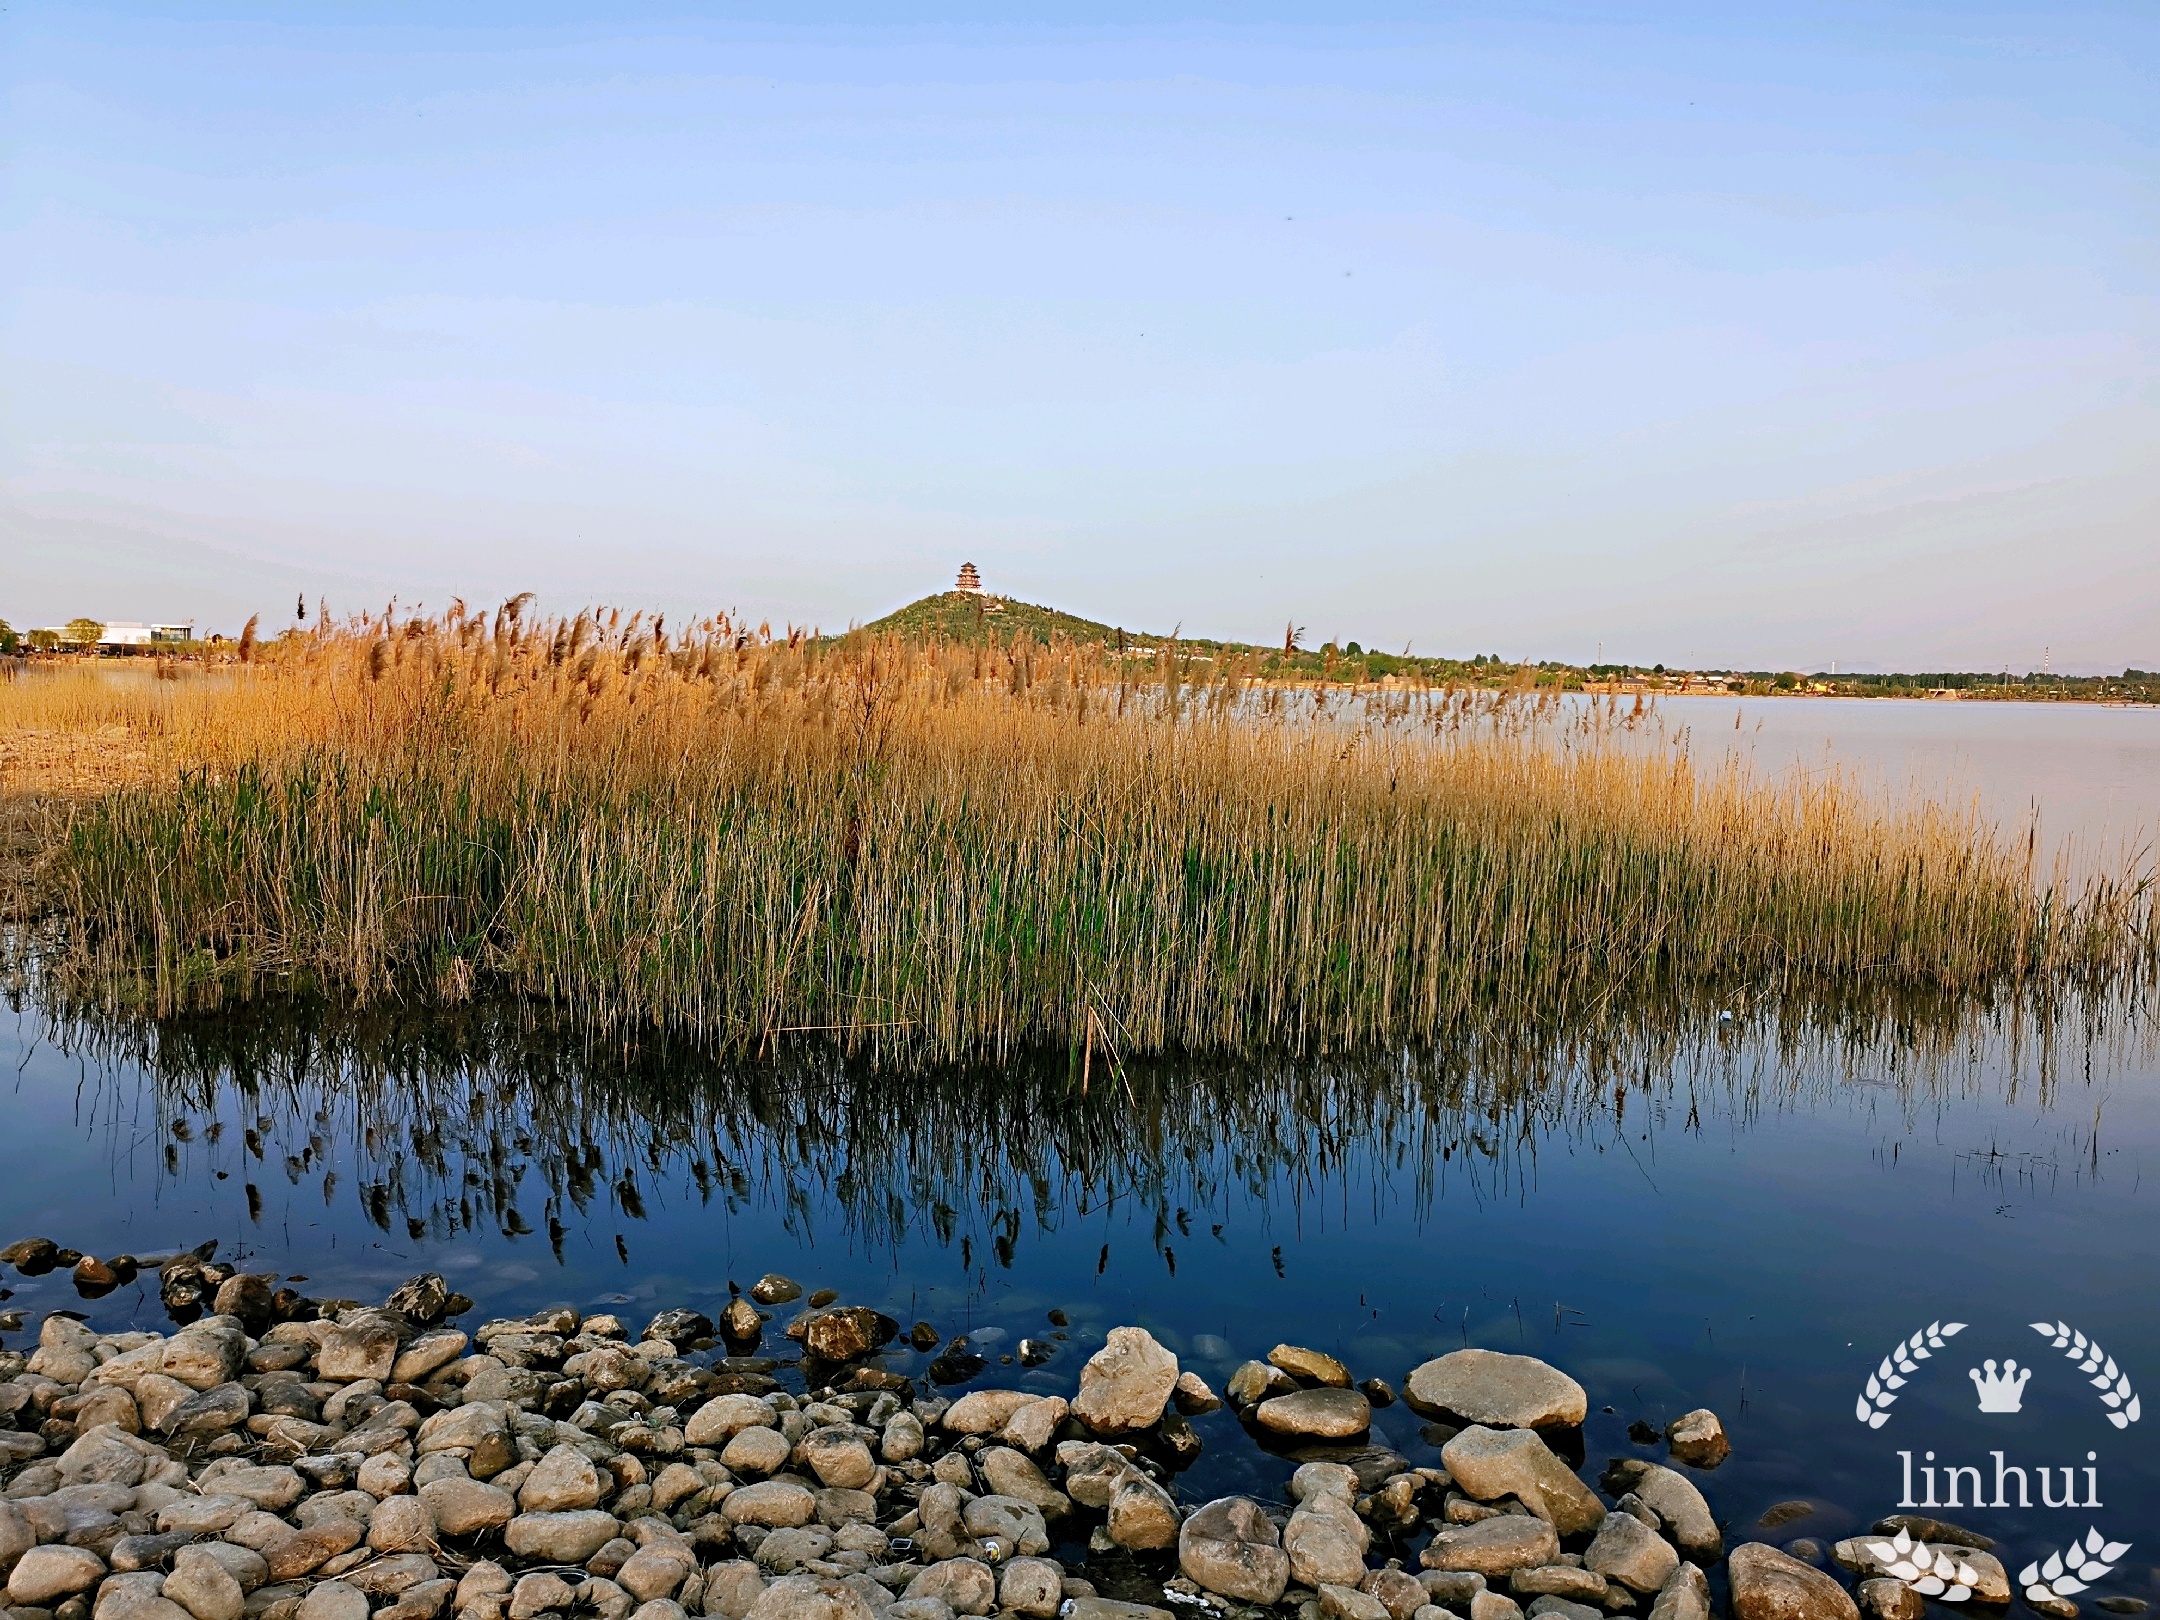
top-left (4, 2), bottom-right (2155, 670)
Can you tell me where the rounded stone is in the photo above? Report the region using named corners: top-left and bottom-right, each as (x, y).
top-left (503, 1510), bottom-right (625, 1564)
top-left (1727, 1545), bottom-right (1860, 1620)
top-left (9, 1547), bottom-right (110, 1606)
top-left (419, 1477), bottom-right (516, 1536)
top-left (1402, 1350), bottom-right (1587, 1430)
top-left (1254, 1388), bottom-right (1371, 1439)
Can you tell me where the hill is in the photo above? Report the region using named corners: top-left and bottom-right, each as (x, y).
top-left (863, 589), bottom-right (1188, 649)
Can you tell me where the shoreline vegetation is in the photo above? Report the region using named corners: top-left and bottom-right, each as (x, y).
top-left (8, 588), bottom-right (2156, 706)
top-left (1, 599), bottom-right (2154, 1063)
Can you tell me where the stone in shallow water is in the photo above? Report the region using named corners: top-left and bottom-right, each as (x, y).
top-left (1663, 1409), bottom-right (1729, 1469)
top-left (1178, 1497), bottom-right (1290, 1605)
top-left (1418, 1516), bottom-right (1560, 1578)
top-left (1269, 1346), bottom-right (1353, 1388)
top-left (1727, 1544), bottom-right (1859, 1620)
top-left (1647, 1563), bottom-right (1710, 1620)
top-left (1853, 1582), bottom-right (1923, 1620)
top-left (1254, 1388), bottom-right (1371, 1440)
top-left (1071, 1328), bottom-right (1180, 1436)
top-left (1441, 1426), bottom-right (1603, 1536)
top-left (1586, 1512), bottom-right (1680, 1595)
top-left (1832, 1539), bottom-right (2008, 1606)
top-left (1402, 1351), bottom-right (1587, 1431)
top-left (1600, 1461), bottom-right (1721, 1561)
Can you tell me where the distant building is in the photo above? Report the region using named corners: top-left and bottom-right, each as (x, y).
top-left (35, 621), bottom-right (196, 652)
top-left (954, 562), bottom-right (983, 595)
top-left (101, 622), bottom-right (195, 650)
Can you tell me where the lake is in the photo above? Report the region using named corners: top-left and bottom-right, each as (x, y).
top-left (3, 697), bottom-right (2157, 1595)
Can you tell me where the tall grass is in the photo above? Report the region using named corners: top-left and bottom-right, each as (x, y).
top-left (4, 601), bottom-right (2153, 1062)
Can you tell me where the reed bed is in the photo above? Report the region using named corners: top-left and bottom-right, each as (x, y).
top-left (4, 601), bottom-right (2153, 1062)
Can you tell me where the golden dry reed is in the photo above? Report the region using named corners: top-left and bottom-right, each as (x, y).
top-left (4, 599), bottom-right (2152, 1062)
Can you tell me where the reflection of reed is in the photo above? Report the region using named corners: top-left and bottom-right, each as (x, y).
top-left (41, 984), bottom-right (2150, 1263)
top-left (8, 604), bottom-right (2153, 1064)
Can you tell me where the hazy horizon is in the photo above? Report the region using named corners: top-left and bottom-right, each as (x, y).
top-left (5, 3), bottom-right (2156, 672)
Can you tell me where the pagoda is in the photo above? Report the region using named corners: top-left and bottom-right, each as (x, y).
top-left (954, 562), bottom-right (984, 595)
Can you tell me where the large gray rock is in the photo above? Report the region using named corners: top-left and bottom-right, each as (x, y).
top-left (1585, 1512), bottom-right (1680, 1595)
top-left (0, 1500), bottom-right (35, 1576)
top-left (1320, 1585), bottom-right (1392, 1620)
top-left (902, 1561), bottom-right (996, 1618)
top-left (1178, 1497), bottom-right (1290, 1604)
top-left (420, 1476), bottom-right (516, 1536)
top-left (1418, 1516), bottom-right (1561, 1577)
top-left (158, 1320), bottom-right (248, 1391)
top-left (367, 1494), bottom-right (438, 1552)
top-left (619, 1543), bottom-right (697, 1602)
top-left (1832, 1538), bottom-right (2009, 1606)
top-left (1283, 1490), bottom-right (1369, 1588)
top-left (1403, 1351), bottom-right (1587, 1430)
top-left (997, 1557), bottom-right (1063, 1620)
top-left (8, 1544), bottom-right (109, 1605)
top-left (1255, 1388), bottom-right (1372, 1439)
top-left (1854, 1581), bottom-right (1923, 1620)
top-left (1648, 1564), bottom-right (1711, 1620)
top-left (164, 1545), bottom-right (246, 1620)
top-left (940, 1391), bottom-right (1037, 1435)
top-left (1600, 1462), bottom-right (1720, 1560)
top-left (1270, 1346), bottom-right (1353, 1388)
top-left (162, 1383), bottom-right (252, 1438)
top-left (503, 1510), bottom-right (624, 1563)
top-left (975, 1448), bottom-right (1069, 1518)
top-left (685, 1394), bottom-right (779, 1448)
top-left (1727, 1545), bottom-right (1860, 1620)
top-left (1664, 1410), bottom-right (1729, 1469)
top-left (1054, 1443), bottom-right (1138, 1510)
top-left (798, 1429), bottom-right (877, 1491)
top-left (962, 1495), bottom-right (1049, 1558)
top-left (519, 1444), bottom-right (603, 1512)
top-left (1072, 1328), bottom-right (1180, 1436)
top-left (723, 1426), bottom-right (793, 1476)
top-left (705, 1562), bottom-right (769, 1620)
top-left (1105, 1473), bottom-right (1177, 1551)
top-left (319, 1312), bottom-right (405, 1383)
top-left (754, 1527), bottom-right (835, 1575)
top-left (723, 1482), bottom-right (819, 1529)
top-left (93, 1570), bottom-right (194, 1620)
top-left (296, 1582), bottom-right (369, 1620)
top-left (58, 1428), bottom-right (152, 1487)
top-left (1440, 1427), bottom-right (1603, 1536)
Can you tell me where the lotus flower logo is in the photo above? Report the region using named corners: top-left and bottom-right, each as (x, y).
top-left (1969, 1358), bottom-right (2031, 1413)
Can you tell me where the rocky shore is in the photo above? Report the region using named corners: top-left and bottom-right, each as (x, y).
top-left (0, 1249), bottom-right (2049, 1620)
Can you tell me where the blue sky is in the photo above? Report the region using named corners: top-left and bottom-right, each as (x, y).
top-left (4, 3), bottom-right (2155, 668)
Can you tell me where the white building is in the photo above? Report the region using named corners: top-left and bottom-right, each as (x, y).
top-left (35, 621), bottom-right (196, 650)
top-left (104, 622), bottom-right (195, 648)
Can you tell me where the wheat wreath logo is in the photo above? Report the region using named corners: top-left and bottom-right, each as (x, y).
top-left (1862, 1528), bottom-right (1987, 1602)
top-left (1855, 1319), bottom-right (1966, 1428)
top-left (2019, 1528), bottom-right (2133, 1606)
top-left (2031, 1321), bottom-right (2142, 1428)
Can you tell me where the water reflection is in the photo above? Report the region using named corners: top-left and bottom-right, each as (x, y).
top-left (20, 984), bottom-right (2146, 1273)
top-left (6, 983), bottom-right (2159, 1551)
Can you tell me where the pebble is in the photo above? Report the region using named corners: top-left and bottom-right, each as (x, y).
top-left (0, 1258), bottom-right (1780, 1620)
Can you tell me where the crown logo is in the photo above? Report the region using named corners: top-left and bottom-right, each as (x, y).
top-left (1970, 1358), bottom-right (2032, 1413)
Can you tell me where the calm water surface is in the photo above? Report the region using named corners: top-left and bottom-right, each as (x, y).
top-left (4, 702), bottom-right (2158, 1591)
